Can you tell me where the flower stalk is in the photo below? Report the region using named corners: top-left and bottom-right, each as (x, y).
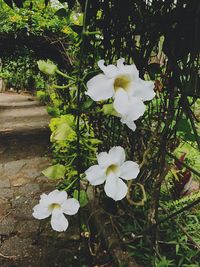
top-left (75, 0), bottom-right (90, 235)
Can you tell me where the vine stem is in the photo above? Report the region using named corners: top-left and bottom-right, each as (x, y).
top-left (76, 0), bottom-right (90, 239)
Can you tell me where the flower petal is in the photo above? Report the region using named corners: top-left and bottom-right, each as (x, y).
top-left (86, 74), bottom-right (114, 101)
top-left (97, 152), bottom-right (112, 169)
top-left (98, 60), bottom-right (119, 78)
top-left (32, 204), bottom-right (51, 220)
top-left (39, 193), bottom-right (50, 205)
top-left (48, 190), bottom-right (68, 205)
top-left (125, 96), bottom-right (146, 121)
top-left (51, 209), bottom-right (69, 232)
top-left (108, 146), bottom-right (126, 165)
top-left (113, 89), bottom-right (129, 115)
top-left (85, 165), bottom-right (106, 185)
top-left (116, 60), bottom-right (139, 79)
top-left (104, 175), bottom-right (128, 201)
top-left (120, 161), bottom-right (140, 180)
top-left (117, 58), bottom-right (125, 68)
top-left (133, 79), bottom-right (155, 101)
top-left (62, 198), bottom-right (80, 215)
top-left (120, 117), bottom-right (136, 131)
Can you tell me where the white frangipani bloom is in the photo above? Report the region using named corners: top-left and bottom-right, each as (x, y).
top-left (85, 146), bottom-right (140, 201)
top-left (33, 190), bottom-right (80, 232)
top-left (86, 58), bottom-right (155, 122)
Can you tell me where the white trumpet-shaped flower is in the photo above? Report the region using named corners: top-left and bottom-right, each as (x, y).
top-left (85, 146), bottom-right (139, 201)
top-left (86, 58), bottom-right (155, 122)
top-left (33, 189), bottom-right (80, 232)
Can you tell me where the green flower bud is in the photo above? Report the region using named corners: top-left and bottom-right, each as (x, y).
top-left (37, 60), bottom-right (57, 76)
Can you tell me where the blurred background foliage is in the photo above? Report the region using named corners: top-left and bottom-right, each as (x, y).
top-left (0, 0), bottom-right (199, 266)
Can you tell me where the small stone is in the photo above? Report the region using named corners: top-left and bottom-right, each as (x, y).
top-left (12, 196), bottom-right (38, 220)
top-left (0, 216), bottom-right (16, 235)
top-left (12, 195), bottom-right (29, 208)
top-left (0, 179), bottom-right (10, 188)
top-left (0, 163), bottom-right (5, 176)
top-left (15, 183), bottom-right (40, 196)
top-left (0, 197), bottom-right (11, 217)
top-left (16, 220), bottom-right (40, 237)
top-left (0, 236), bottom-right (40, 260)
top-left (0, 188), bottom-right (13, 199)
top-left (11, 177), bottom-right (29, 187)
top-left (4, 160), bottom-right (26, 179)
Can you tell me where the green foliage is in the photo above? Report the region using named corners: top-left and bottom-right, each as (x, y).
top-left (1, 51), bottom-right (48, 90)
top-left (42, 164), bottom-right (66, 179)
top-left (176, 118), bottom-right (196, 142)
top-left (50, 115), bottom-right (76, 142)
top-left (155, 256), bottom-right (174, 267)
top-left (36, 90), bottom-right (49, 103)
top-left (0, 1), bottom-right (69, 35)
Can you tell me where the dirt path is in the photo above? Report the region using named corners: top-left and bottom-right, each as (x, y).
top-left (0, 93), bottom-right (81, 267)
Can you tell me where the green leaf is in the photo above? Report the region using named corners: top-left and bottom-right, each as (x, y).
top-left (184, 132), bottom-right (196, 142)
top-left (82, 99), bottom-right (93, 109)
top-left (73, 190), bottom-right (88, 207)
top-left (51, 122), bottom-right (75, 141)
top-left (42, 164), bottom-right (65, 179)
top-left (177, 118), bottom-right (191, 133)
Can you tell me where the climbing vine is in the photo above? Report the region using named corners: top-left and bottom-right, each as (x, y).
top-left (2, 0), bottom-right (199, 266)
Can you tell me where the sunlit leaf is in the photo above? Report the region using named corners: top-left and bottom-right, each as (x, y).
top-left (42, 164), bottom-right (66, 179)
top-left (51, 122), bottom-right (75, 141)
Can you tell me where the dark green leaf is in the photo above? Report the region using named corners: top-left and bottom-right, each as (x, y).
top-left (177, 118), bottom-right (191, 133)
top-left (184, 133), bottom-right (196, 142)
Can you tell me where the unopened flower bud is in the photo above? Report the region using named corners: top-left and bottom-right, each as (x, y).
top-left (37, 60), bottom-right (57, 76)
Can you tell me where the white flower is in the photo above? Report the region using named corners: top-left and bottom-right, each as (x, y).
top-left (86, 58), bottom-right (155, 121)
top-left (120, 117), bottom-right (136, 131)
top-left (33, 189), bottom-right (80, 232)
top-left (85, 146), bottom-right (139, 201)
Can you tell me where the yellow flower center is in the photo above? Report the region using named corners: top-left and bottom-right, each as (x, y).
top-left (49, 203), bottom-right (61, 211)
top-left (106, 164), bottom-right (119, 176)
top-left (114, 75), bottom-right (131, 92)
